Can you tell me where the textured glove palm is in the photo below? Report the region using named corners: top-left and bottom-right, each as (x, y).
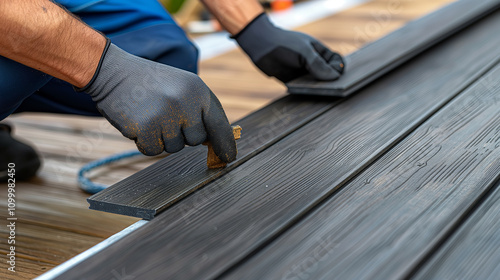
top-left (79, 41), bottom-right (237, 162)
top-left (234, 13), bottom-right (344, 83)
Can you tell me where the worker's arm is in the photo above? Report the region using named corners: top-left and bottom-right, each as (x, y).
top-left (0, 0), bottom-right (236, 161)
top-left (199, 0), bottom-right (264, 35)
top-left (0, 0), bottom-right (105, 87)
top-left (201, 0), bottom-right (345, 83)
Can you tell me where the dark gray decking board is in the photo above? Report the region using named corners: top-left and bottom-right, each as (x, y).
top-left (57, 12), bottom-right (500, 280)
top-left (88, 95), bottom-right (341, 219)
top-left (414, 184), bottom-right (500, 278)
top-left (225, 64), bottom-right (500, 280)
top-left (286, 0), bottom-right (500, 97)
top-left (88, 0), bottom-right (500, 220)
top-left (87, 0), bottom-right (500, 219)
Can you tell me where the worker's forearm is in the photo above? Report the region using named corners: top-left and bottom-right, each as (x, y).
top-left (200, 0), bottom-right (264, 35)
top-left (0, 0), bottom-right (106, 88)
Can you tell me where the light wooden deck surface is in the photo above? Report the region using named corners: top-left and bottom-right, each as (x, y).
top-left (0, 0), bottom-right (453, 278)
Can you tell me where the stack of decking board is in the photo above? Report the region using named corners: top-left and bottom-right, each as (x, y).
top-left (55, 0), bottom-right (500, 279)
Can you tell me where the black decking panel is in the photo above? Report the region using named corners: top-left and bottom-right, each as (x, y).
top-left (88, 96), bottom-right (342, 219)
top-left (286, 0), bottom-right (500, 97)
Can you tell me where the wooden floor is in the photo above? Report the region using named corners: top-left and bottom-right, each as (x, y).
top-left (0, 0), bottom-right (454, 279)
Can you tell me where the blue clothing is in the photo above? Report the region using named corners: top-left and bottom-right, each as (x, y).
top-left (0, 0), bottom-right (198, 120)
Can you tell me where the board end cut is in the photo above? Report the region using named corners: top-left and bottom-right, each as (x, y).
top-left (285, 0), bottom-right (500, 97)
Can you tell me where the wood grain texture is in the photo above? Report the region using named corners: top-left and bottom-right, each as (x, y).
top-left (227, 63), bottom-right (500, 280)
top-left (0, 116), bottom-right (142, 279)
top-left (88, 96), bottom-right (341, 219)
top-left (414, 184), bottom-right (500, 279)
top-left (287, 0), bottom-right (500, 97)
top-left (56, 11), bottom-right (500, 279)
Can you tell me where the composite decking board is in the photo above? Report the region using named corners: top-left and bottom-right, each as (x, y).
top-left (84, 1), bottom-right (485, 219)
top-left (226, 65), bottom-right (500, 280)
top-left (58, 12), bottom-right (500, 279)
top-left (287, 0), bottom-right (500, 97)
top-left (85, 1), bottom-right (487, 219)
top-left (414, 184), bottom-right (500, 279)
top-left (88, 95), bottom-right (341, 219)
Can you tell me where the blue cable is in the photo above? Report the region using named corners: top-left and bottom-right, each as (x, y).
top-left (78, 150), bottom-right (142, 194)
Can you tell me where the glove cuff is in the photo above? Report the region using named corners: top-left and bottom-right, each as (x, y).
top-left (74, 37), bottom-right (112, 93)
top-left (231, 12), bottom-right (267, 39)
top-left (232, 13), bottom-right (276, 62)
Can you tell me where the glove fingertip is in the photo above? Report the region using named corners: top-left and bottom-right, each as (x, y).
top-left (136, 142), bottom-right (163, 156)
top-left (203, 92), bottom-right (238, 163)
top-left (330, 53), bottom-right (345, 74)
top-left (209, 127), bottom-right (237, 163)
top-left (216, 147), bottom-right (238, 163)
top-left (307, 53), bottom-right (342, 81)
top-left (135, 134), bottom-right (165, 156)
top-left (310, 65), bottom-right (341, 81)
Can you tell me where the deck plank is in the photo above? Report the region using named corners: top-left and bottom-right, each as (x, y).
top-left (202, 0), bottom-right (456, 120)
top-left (55, 10), bottom-right (500, 279)
top-left (87, 96), bottom-right (340, 219)
top-left (287, 0), bottom-right (500, 96)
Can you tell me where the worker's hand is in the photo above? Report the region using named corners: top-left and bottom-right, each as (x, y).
top-left (234, 13), bottom-right (344, 83)
top-left (78, 40), bottom-right (237, 161)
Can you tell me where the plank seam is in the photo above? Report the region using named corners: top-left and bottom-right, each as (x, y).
top-left (404, 176), bottom-right (500, 278)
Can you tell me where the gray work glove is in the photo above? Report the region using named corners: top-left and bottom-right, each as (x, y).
top-left (78, 40), bottom-right (237, 162)
top-left (234, 13), bottom-right (345, 83)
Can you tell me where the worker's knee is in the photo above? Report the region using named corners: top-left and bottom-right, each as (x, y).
top-left (14, 79), bottom-right (102, 117)
top-left (0, 56), bottom-right (52, 120)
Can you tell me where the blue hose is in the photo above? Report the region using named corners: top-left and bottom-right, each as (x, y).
top-left (78, 150), bottom-right (142, 194)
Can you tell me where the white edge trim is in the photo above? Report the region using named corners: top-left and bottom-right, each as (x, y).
top-left (34, 220), bottom-right (149, 280)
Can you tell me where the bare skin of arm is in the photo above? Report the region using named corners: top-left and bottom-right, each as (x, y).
top-left (0, 0), bottom-right (106, 88)
top-left (200, 0), bottom-right (264, 35)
